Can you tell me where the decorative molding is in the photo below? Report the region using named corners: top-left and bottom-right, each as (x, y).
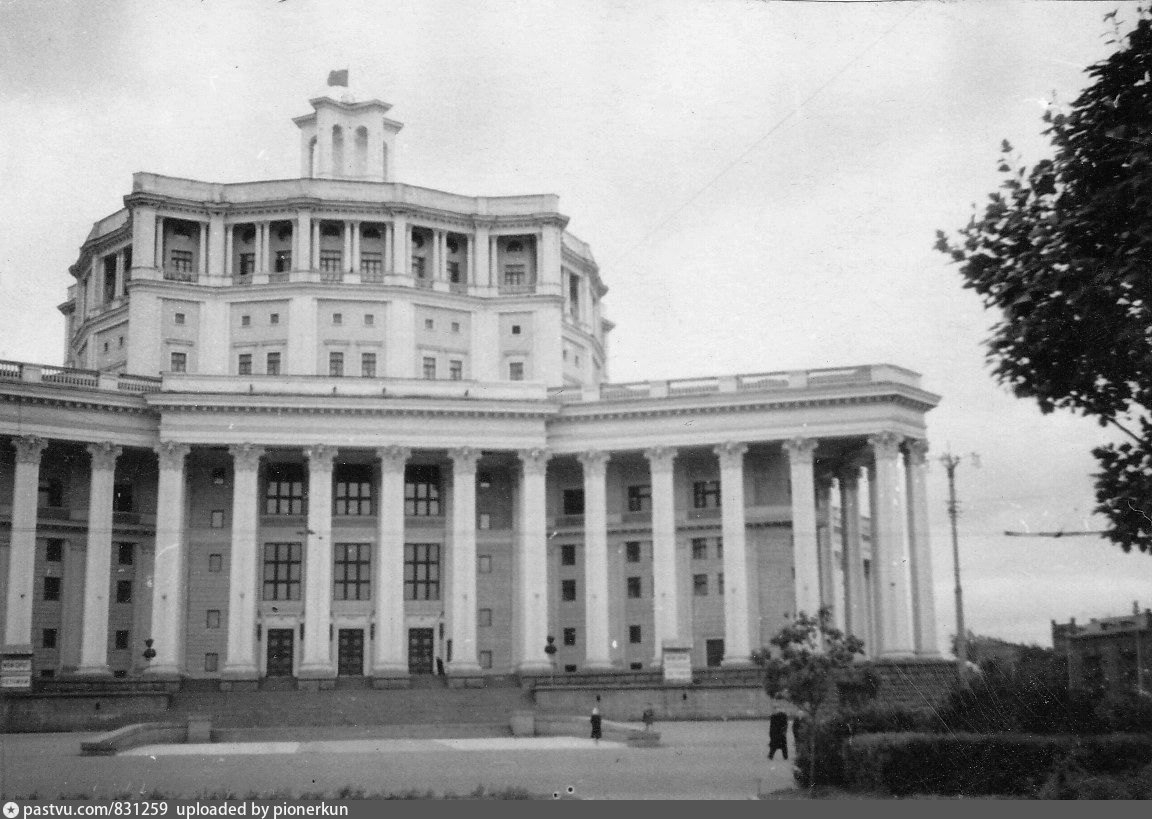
top-left (576, 449), bottom-right (609, 475)
top-left (557, 391), bottom-right (939, 422)
top-left (904, 438), bottom-right (930, 466)
top-left (86, 441), bottom-right (122, 472)
top-left (448, 446), bottom-right (481, 473)
top-left (782, 437), bottom-right (818, 464)
top-left (644, 446), bottom-right (677, 472)
top-left (868, 431), bottom-right (904, 460)
top-left (714, 441), bottom-right (749, 468)
top-left (375, 445), bottom-right (411, 471)
top-left (228, 443), bottom-right (265, 472)
top-left (518, 447), bottom-right (551, 475)
top-left (155, 440), bottom-right (191, 471)
top-left (304, 443), bottom-right (337, 472)
top-left (13, 435), bottom-right (47, 465)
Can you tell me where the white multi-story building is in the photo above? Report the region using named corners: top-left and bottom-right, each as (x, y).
top-left (0, 84), bottom-right (941, 689)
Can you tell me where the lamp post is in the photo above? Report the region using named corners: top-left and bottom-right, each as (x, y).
top-left (940, 452), bottom-right (978, 681)
top-left (544, 635), bottom-right (557, 686)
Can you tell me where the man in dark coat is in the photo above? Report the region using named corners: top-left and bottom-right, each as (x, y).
top-left (768, 709), bottom-right (789, 760)
top-left (590, 707), bottom-right (602, 743)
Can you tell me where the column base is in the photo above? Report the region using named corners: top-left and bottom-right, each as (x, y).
top-left (584, 659), bottom-right (615, 671)
top-left (143, 664), bottom-right (183, 678)
top-left (447, 660), bottom-right (481, 675)
top-left (73, 665), bottom-right (113, 677)
top-left (220, 665), bottom-right (259, 681)
top-left (372, 672), bottom-right (411, 689)
top-left (297, 664), bottom-right (337, 691)
top-left (517, 660), bottom-right (553, 674)
top-left (915, 648), bottom-right (943, 658)
top-left (721, 656), bottom-right (754, 669)
top-left (878, 649), bottom-right (917, 660)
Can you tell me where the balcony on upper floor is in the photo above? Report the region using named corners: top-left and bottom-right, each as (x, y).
top-left (0, 360), bottom-right (160, 394)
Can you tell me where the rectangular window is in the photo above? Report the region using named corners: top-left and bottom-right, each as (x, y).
top-left (625, 541), bottom-right (641, 563)
top-left (329, 352), bottom-right (344, 377)
top-left (113, 483), bottom-right (133, 513)
top-left (404, 465), bottom-right (441, 516)
top-left (117, 542), bottom-right (134, 565)
top-left (266, 352), bottom-right (281, 376)
top-left (629, 625), bottom-right (642, 644)
top-left (568, 272), bottom-right (581, 317)
top-left (43, 576), bottom-right (61, 601)
top-left (563, 627), bottom-right (577, 646)
top-left (209, 553), bottom-right (223, 573)
top-left (424, 319), bottom-right (435, 330)
top-left (718, 572), bottom-right (724, 595)
top-left (38, 479), bottom-right (62, 509)
top-left (451, 322), bottom-right (461, 334)
top-left (361, 353), bottom-right (377, 378)
top-left (270, 313), bottom-right (280, 325)
top-left (404, 543), bottom-right (441, 601)
top-left (503, 264), bottom-right (525, 286)
top-left (169, 249), bottom-right (193, 273)
top-left (561, 579), bottom-right (577, 602)
top-left (361, 253), bottom-right (382, 276)
top-left (334, 465), bottom-right (373, 516)
top-left (508, 361), bottom-right (524, 381)
top-left (204, 653), bottom-right (219, 673)
top-left (693, 574), bottom-right (708, 596)
top-left (116, 580), bottom-right (133, 604)
top-left (626, 576), bottom-right (641, 599)
top-left (114, 630), bottom-right (129, 650)
top-left (238, 353), bottom-right (252, 375)
top-left (274, 250), bottom-right (292, 272)
top-left (334, 543), bottom-right (371, 601)
top-left (693, 480), bottom-right (721, 509)
top-left (241, 315), bottom-right (251, 327)
top-left (422, 356), bottom-right (437, 380)
top-left (206, 610), bottom-right (221, 629)
top-left (627, 485), bottom-right (651, 513)
top-left (480, 650), bottom-right (493, 670)
top-left (263, 542), bottom-right (302, 600)
top-left (210, 510), bottom-right (225, 529)
top-left (561, 544), bottom-right (576, 566)
top-left (412, 256), bottom-right (426, 279)
top-left (364, 313), bottom-right (375, 326)
top-left (449, 360), bottom-right (463, 381)
top-left (45, 539), bottom-right (63, 563)
top-left (478, 608), bottom-right (492, 627)
top-left (42, 628), bottom-right (57, 649)
top-left (447, 260), bottom-right (461, 283)
top-left (692, 538), bottom-right (707, 560)
top-left (265, 464), bottom-right (306, 515)
top-left (170, 352), bottom-right (187, 373)
top-left (478, 512), bottom-right (491, 530)
top-left (239, 254), bottom-right (255, 275)
top-left (320, 251), bottom-right (343, 273)
top-left (478, 554), bottom-right (491, 574)
top-left (716, 538), bottom-right (724, 559)
top-left (332, 312), bottom-right (343, 325)
top-left (562, 489), bottom-right (584, 516)
top-left (174, 312), bottom-right (186, 325)
top-left (511, 325), bottom-right (521, 335)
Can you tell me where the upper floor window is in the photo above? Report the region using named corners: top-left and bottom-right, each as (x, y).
top-left (568, 273), bottom-right (581, 317)
top-left (270, 313), bottom-right (280, 325)
top-left (361, 353), bottom-right (377, 378)
top-left (507, 240), bottom-right (524, 253)
top-left (332, 313), bottom-right (343, 326)
top-left (364, 313), bottom-right (375, 326)
top-left (329, 352), bottom-right (344, 377)
top-left (113, 483), bottom-right (133, 513)
top-left (38, 478), bottom-right (63, 509)
top-left (562, 489), bottom-right (584, 516)
top-left (693, 480), bottom-right (721, 509)
top-left (333, 543), bottom-right (371, 601)
top-left (239, 254), bottom-right (256, 275)
top-left (625, 541), bottom-right (641, 563)
top-left (266, 352), bottom-right (281, 376)
top-left (274, 250), bottom-right (292, 272)
top-left (241, 315), bottom-right (251, 327)
top-left (561, 544), bottom-right (576, 566)
top-left (169, 250), bottom-right (193, 273)
top-left (174, 312), bottom-right (186, 325)
top-left (422, 357), bottom-right (437, 380)
top-left (334, 465), bottom-right (372, 516)
top-left (447, 261), bottom-right (461, 283)
top-left (405, 465), bottom-right (441, 517)
top-left (238, 354), bottom-right (253, 375)
top-left (266, 464), bottom-right (305, 516)
top-left (45, 539), bottom-right (64, 562)
top-left (320, 251), bottom-right (343, 273)
top-left (170, 351), bottom-right (187, 373)
top-left (263, 542), bottom-right (302, 600)
top-left (627, 484), bottom-right (651, 513)
top-left (361, 253), bottom-right (383, 276)
top-left (691, 538), bottom-right (708, 560)
top-left (412, 256), bottom-right (426, 279)
top-left (503, 264), bottom-right (525, 287)
top-left (508, 361), bottom-right (524, 381)
top-left (447, 360), bottom-right (462, 381)
top-left (404, 543), bottom-right (440, 601)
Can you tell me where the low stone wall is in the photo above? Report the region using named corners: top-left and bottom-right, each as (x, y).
top-left (867, 658), bottom-right (960, 710)
top-left (1, 691), bottom-right (172, 733)
top-left (535, 684), bottom-right (774, 721)
top-left (80, 722), bottom-right (187, 756)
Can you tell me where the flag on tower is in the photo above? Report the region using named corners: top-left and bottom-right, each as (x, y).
top-left (327, 69), bottom-right (349, 87)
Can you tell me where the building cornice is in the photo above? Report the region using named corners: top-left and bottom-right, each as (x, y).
top-left (145, 392), bottom-right (559, 420)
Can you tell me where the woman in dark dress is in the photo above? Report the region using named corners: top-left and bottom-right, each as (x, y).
top-left (590, 707), bottom-right (602, 743)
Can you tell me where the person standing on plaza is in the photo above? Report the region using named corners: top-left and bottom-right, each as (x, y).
top-left (642, 704), bottom-right (655, 732)
top-left (590, 707), bottom-right (602, 743)
top-left (768, 709), bottom-right (789, 760)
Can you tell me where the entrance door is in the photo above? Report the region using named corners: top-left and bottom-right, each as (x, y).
top-left (705, 638), bottom-right (725, 668)
top-left (408, 627), bottom-right (434, 674)
top-left (337, 629), bottom-right (365, 676)
top-left (266, 629), bottom-right (295, 676)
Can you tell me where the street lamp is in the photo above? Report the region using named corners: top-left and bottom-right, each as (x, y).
top-left (939, 451), bottom-right (978, 682)
top-left (544, 635), bottom-right (558, 685)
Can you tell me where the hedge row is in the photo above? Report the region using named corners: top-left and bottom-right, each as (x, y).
top-left (840, 733), bottom-right (1152, 797)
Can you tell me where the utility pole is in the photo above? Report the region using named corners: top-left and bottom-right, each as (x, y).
top-left (940, 452), bottom-right (978, 681)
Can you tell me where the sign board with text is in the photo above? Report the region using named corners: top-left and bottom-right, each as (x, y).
top-left (1, 655), bottom-right (32, 689)
top-left (662, 644), bottom-right (692, 684)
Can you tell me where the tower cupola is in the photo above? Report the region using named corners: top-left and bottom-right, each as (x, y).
top-left (293, 72), bottom-right (403, 182)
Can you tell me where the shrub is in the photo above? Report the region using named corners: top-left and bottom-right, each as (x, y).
top-left (936, 660), bottom-right (1099, 734)
top-left (841, 733), bottom-right (1152, 797)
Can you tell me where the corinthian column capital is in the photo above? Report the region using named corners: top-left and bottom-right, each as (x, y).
top-left (86, 441), bottom-right (122, 472)
top-left (155, 441), bottom-right (191, 471)
top-left (228, 443), bottom-right (265, 473)
top-left (305, 444), bottom-right (337, 473)
top-left (868, 431), bottom-right (904, 460)
top-left (518, 447), bottom-right (552, 476)
top-left (375, 445), bottom-right (411, 472)
top-left (714, 441), bottom-right (749, 469)
top-left (449, 447), bottom-right (481, 474)
top-left (783, 437), bottom-right (818, 464)
top-left (904, 438), bottom-right (930, 466)
top-left (644, 446), bottom-right (677, 473)
top-left (13, 435), bottom-right (47, 465)
top-left (576, 449), bottom-right (610, 475)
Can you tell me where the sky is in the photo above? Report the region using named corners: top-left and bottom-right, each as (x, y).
top-left (0, 0), bottom-right (1148, 648)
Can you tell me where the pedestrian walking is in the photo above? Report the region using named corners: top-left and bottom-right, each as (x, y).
top-left (590, 706), bottom-right (602, 743)
top-left (768, 709), bottom-right (789, 760)
top-left (641, 704), bottom-right (655, 732)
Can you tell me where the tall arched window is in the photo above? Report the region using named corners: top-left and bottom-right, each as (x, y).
top-left (332, 125), bottom-right (345, 176)
top-left (355, 126), bottom-right (368, 178)
top-left (308, 136), bottom-right (318, 178)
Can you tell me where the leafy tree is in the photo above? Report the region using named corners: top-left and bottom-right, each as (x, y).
top-left (935, 7), bottom-right (1152, 554)
top-left (752, 608), bottom-right (867, 791)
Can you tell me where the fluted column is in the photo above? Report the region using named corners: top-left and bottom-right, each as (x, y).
top-left (838, 465), bottom-right (869, 650)
top-left (347, 221), bottom-right (359, 274)
top-left (146, 441), bottom-right (190, 676)
top-left (517, 448), bottom-right (551, 672)
top-left (816, 475), bottom-right (837, 626)
top-left (223, 444), bottom-right (264, 679)
top-left (4, 436), bottom-right (47, 651)
top-left (577, 450), bottom-right (612, 669)
top-left (373, 446), bottom-right (410, 678)
top-left (645, 446), bottom-right (679, 663)
top-left (905, 439), bottom-right (939, 656)
top-left (77, 442), bottom-right (121, 675)
top-left (869, 432), bottom-right (914, 656)
top-left (448, 447), bottom-right (480, 673)
top-left (716, 441), bottom-right (752, 666)
top-left (300, 445), bottom-right (336, 677)
top-left (784, 438), bottom-right (821, 618)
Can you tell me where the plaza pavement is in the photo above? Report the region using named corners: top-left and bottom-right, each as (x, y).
top-left (0, 721), bottom-right (796, 800)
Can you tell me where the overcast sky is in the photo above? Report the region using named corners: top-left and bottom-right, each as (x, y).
top-left (1, 0), bottom-right (1148, 648)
